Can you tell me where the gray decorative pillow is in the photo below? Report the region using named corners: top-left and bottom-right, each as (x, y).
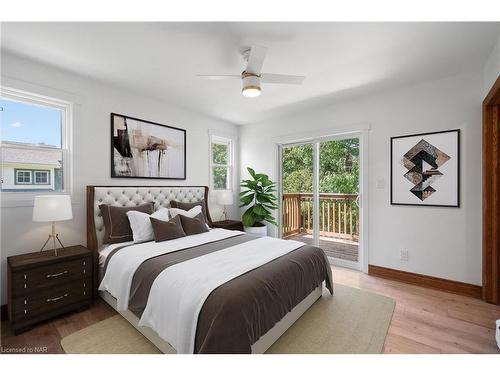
top-left (179, 212), bottom-right (210, 236)
top-left (170, 200), bottom-right (211, 226)
top-left (99, 203), bottom-right (154, 244)
top-left (150, 215), bottom-right (186, 242)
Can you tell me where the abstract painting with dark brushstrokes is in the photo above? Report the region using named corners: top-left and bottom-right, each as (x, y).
top-left (401, 139), bottom-right (450, 201)
top-left (111, 113), bottom-right (186, 179)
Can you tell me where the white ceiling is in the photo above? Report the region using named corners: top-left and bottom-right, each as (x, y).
top-left (2, 22), bottom-right (499, 125)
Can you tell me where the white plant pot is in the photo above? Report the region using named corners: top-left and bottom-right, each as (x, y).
top-left (244, 225), bottom-right (267, 237)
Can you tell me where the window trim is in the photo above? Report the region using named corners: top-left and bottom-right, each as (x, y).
top-left (1, 86), bottom-right (73, 206)
top-left (209, 135), bottom-right (233, 191)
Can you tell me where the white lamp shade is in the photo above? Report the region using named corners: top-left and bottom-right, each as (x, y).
top-left (33, 195), bottom-right (73, 222)
top-left (216, 191), bottom-right (234, 205)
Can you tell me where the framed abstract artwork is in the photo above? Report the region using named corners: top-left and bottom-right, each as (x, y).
top-left (111, 113), bottom-right (186, 179)
top-left (390, 129), bottom-right (460, 207)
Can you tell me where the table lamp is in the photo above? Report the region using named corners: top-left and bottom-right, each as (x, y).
top-left (32, 195), bottom-right (73, 256)
top-left (216, 191), bottom-right (233, 221)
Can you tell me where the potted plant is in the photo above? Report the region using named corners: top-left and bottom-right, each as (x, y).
top-left (240, 167), bottom-right (278, 237)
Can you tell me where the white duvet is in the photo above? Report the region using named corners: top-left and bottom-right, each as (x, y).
top-left (138, 236), bottom-right (304, 353)
top-left (98, 228), bottom-right (242, 310)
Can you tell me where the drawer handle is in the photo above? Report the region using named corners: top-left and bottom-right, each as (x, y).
top-left (46, 293), bottom-right (68, 302)
top-left (46, 271), bottom-right (68, 278)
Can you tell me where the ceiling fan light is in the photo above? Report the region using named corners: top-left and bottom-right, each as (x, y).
top-left (242, 86), bottom-right (261, 98)
top-left (242, 73), bottom-right (261, 98)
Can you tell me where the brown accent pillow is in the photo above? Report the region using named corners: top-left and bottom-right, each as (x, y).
top-left (170, 200), bottom-right (211, 226)
top-left (179, 213), bottom-right (210, 236)
top-left (150, 215), bottom-right (186, 242)
top-left (99, 203), bottom-right (154, 244)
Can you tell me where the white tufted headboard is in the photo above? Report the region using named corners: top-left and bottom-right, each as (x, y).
top-left (86, 185), bottom-right (211, 252)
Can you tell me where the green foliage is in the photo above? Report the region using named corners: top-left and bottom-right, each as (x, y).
top-left (212, 142), bottom-right (229, 189)
top-left (283, 139), bottom-right (359, 194)
top-left (240, 167), bottom-right (278, 227)
top-left (213, 167), bottom-right (228, 190)
top-left (212, 143), bottom-right (228, 164)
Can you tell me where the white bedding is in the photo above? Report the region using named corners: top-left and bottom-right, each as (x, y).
top-left (138, 236), bottom-right (305, 353)
top-left (99, 241), bottom-right (134, 267)
top-left (98, 228), bottom-right (243, 310)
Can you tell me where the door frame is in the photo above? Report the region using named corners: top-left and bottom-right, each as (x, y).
top-left (275, 129), bottom-right (369, 273)
top-left (483, 75), bottom-right (500, 305)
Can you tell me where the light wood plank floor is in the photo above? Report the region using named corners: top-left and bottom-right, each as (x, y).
top-left (1, 266), bottom-right (499, 354)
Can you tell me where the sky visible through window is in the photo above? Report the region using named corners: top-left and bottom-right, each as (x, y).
top-left (0, 98), bottom-right (62, 148)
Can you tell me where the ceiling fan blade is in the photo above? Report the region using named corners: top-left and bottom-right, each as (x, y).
top-left (246, 45), bottom-right (267, 75)
top-left (197, 75), bottom-right (241, 80)
top-left (260, 73), bottom-right (305, 85)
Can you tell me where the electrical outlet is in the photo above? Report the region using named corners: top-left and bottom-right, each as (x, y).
top-left (400, 250), bottom-right (409, 261)
top-left (376, 178), bottom-right (385, 189)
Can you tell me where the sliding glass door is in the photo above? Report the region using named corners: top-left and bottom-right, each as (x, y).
top-left (281, 142), bottom-right (314, 243)
top-left (279, 134), bottom-right (363, 270)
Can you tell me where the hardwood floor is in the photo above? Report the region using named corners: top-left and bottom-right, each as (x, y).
top-left (1, 266), bottom-right (499, 354)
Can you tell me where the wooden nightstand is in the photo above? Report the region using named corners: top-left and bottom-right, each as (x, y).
top-left (211, 220), bottom-right (244, 231)
top-left (7, 245), bottom-right (93, 334)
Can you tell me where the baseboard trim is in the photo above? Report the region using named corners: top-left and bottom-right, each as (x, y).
top-left (1, 304), bottom-right (7, 321)
top-left (368, 265), bottom-right (482, 299)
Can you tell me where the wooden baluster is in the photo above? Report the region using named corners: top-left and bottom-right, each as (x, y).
top-left (349, 200), bottom-right (353, 238)
top-left (332, 200), bottom-right (336, 234)
top-left (284, 198), bottom-right (287, 234)
top-left (321, 200), bottom-right (325, 232)
top-left (337, 201), bottom-right (342, 233)
top-left (306, 200), bottom-right (311, 230)
top-left (343, 200), bottom-right (347, 235)
top-left (327, 201), bottom-right (330, 233)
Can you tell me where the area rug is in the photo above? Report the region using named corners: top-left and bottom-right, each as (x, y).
top-left (61, 284), bottom-right (395, 354)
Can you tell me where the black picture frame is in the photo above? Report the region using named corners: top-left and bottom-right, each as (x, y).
top-left (110, 113), bottom-right (186, 180)
top-left (390, 129), bottom-right (460, 208)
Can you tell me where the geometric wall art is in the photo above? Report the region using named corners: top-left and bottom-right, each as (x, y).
top-left (110, 113), bottom-right (186, 180)
top-left (391, 129), bottom-right (460, 207)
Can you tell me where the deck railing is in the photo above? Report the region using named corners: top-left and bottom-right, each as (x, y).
top-left (282, 193), bottom-right (359, 241)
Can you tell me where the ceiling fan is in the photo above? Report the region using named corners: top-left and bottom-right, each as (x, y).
top-left (197, 45), bottom-right (305, 98)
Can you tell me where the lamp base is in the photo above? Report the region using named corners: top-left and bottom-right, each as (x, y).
top-left (39, 222), bottom-right (66, 256)
top-left (220, 205), bottom-right (229, 221)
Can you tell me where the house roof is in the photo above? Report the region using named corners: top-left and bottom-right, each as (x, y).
top-left (1, 143), bottom-right (62, 167)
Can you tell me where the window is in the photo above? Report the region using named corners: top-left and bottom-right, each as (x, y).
top-left (15, 169), bottom-right (32, 184)
top-left (14, 169), bottom-right (50, 185)
top-left (210, 135), bottom-right (233, 191)
top-left (1, 87), bottom-right (71, 195)
top-left (34, 170), bottom-right (50, 184)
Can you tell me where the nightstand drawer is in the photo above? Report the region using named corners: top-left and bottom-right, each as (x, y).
top-left (11, 278), bottom-right (91, 322)
top-left (11, 257), bottom-right (91, 296)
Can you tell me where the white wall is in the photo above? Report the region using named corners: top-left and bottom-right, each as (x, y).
top-left (0, 53), bottom-right (239, 305)
top-left (240, 71), bottom-right (483, 285)
top-left (483, 33), bottom-right (500, 96)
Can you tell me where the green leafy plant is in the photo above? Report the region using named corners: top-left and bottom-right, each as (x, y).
top-left (240, 167), bottom-right (278, 227)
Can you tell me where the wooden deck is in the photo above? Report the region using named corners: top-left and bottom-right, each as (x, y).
top-left (286, 233), bottom-right (359, 262)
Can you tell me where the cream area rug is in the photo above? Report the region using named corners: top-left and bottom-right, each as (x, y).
top-left (61, 284), bottom-right (395, 354)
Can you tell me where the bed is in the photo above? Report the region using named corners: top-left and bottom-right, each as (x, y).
top-left (87, 185), bottom-right (333, 354)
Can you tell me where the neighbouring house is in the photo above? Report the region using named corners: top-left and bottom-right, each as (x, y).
top-left (0, 141), bottom-right (62, 191)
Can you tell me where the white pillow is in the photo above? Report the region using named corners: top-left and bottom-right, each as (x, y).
top-left (127, 207), bottom-right (170, 243)
top-left (169, 206), bottom-right (210, 229)
top-left (169, 205), bottom-right (202, 219)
